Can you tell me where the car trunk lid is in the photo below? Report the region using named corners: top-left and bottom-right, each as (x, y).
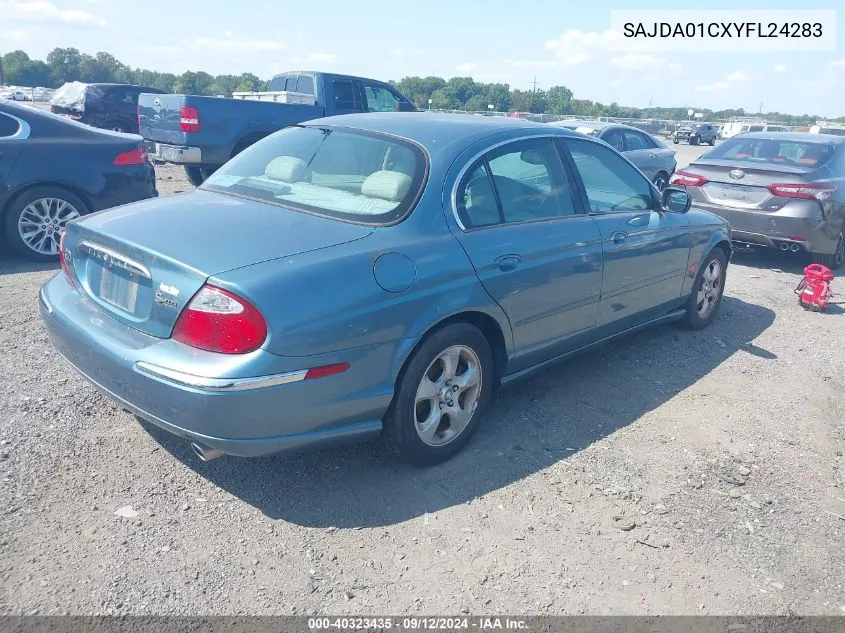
top-left (62, 190), bottom-right (374, 338)
top-left (685, 160), bottom-right (820, 211)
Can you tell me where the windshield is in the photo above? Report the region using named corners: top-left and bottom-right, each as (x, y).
top-left (703, 137), bottom-right (835, 169)
top-left (201, 125), bottom-right (427, 224)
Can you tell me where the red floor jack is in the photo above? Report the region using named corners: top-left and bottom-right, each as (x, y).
top-left (794, 264), bottom-right (834, 312)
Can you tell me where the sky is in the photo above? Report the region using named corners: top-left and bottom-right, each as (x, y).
top-left (2, 0), bottom-right (844, 117)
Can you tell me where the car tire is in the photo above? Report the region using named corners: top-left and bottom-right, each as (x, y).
top-left (709, 137), bottom-right (716, 146)
top-left (681, 248), bottom-right (728, 330)
top-left (653, 171), bottom-right (670, 192)
top-left (690, 136), bottom-right (699, 146)
top-left (384, 322), bottom-right (494, 466)
top-left (108, 122), bottom-right (129, 133)
top-left (811, 229), bottom-right (845, 270)
top-left (4, 186), bottom-right (89, 261)
top-left (673, 139), bottom-right (679, 144)
top-left (183, 166), bottom-right (217, 187)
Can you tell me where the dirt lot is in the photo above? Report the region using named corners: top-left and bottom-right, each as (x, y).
top-left (1, 143), bottom-right (844, 616)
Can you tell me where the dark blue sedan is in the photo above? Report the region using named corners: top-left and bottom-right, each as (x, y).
top-left (39, 113), bottom-right (732, 465)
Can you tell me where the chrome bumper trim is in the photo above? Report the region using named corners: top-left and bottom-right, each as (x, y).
top-left (134, 362), bottom-right (308, 392)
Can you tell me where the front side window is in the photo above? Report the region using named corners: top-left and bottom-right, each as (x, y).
top-left (363, 83), bottom-right (401, 112)
top-left (201, 125), bottom-right (427, 224)
top-left (565, 139), bottom-right (655, 214)
top-left (457, 138), bottom-right (576, 229)
top-left (602, 128), bottom-right (624, 152)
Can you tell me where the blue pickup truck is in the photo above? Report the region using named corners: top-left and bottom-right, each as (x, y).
top-left (138, 71), bottom-right (416, 185)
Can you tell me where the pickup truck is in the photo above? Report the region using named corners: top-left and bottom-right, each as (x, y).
top-left (138, 71), bottom-right (417, 185)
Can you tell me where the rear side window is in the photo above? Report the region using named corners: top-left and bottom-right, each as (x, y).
top-left (706, 138), bottom-right (835, 168)
top-left (622, 130), bottom-right (649, 150)
top-left (457, 138), bottom-right (576, 228)
top-left (748, 125), bottom-right (764, 132)
top-left (200, 125), bottom-right (427, 224)
top-left (332, 80), bottom-right (356, 109)
top-left (0, 113), bottom-right (21, 137)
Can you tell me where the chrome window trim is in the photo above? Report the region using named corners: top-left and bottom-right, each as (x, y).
top-left (78, 241), bottom-right (152, 279)
top-left (449, 132), bottom-right (603, 232)
top-left (135, 362), bottom-right (308, 392)
top-left (0, 112), bottom-right (31, 141)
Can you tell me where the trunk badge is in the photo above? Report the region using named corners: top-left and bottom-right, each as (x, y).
top-left (153, 98), bottom-right (161, 106)
top-left (729, 169), bottom-right (745, 180)
top-left (159, 283), bottom-right (179, 296)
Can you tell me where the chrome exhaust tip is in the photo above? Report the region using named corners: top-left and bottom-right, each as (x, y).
top-left (790, 244), bottom-right (801, 252)
top-left (190, 442), bottom-right (224, 462)
top-left (779, 242), bottom-right (790, 251)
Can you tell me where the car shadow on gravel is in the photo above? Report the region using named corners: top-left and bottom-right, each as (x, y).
top-left (0, 254), bottom-right (58, 275)
top-left (144, 296), bottom-right (775, 528)
top-left (730, 248), bottom-right (819, 275)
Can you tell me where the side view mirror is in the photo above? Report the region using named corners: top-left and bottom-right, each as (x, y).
top-left (395, 101), bottom-right (418, 112)
top-left (662, 186), bottom-right (691, 213)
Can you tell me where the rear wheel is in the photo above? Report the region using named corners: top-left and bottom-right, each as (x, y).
top-left (385, 323), bottom-right (494, 465)
top-left (4, 186), bottom-right (89, 261)
top-left (690, 136), bottom-right (700, 146)
top-left (681, 248), bottom-right (727, 329)
top-left (811, 229), bottom-right (845, 270)
top-left (653, 171), bottom-right (669, 192)
top-left (709, 137), bottom-right (716, 146)
top-left (183, 165), bottom-right (217, 187)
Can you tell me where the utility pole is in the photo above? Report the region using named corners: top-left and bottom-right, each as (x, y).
top-left (531, 76), bottom-right (538, 93)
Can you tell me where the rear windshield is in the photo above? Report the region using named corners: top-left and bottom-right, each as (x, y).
top-left (201, 125), bottom-right (427, 224)
top-left (704, 137), bottom-right (835, 168)
top-left (820, 127), bottom-right (845, 136)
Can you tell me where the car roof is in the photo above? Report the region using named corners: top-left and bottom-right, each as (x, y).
top-left (302, 112), bottom-right (581, 157)
top-left (549, 119), bottom-right (612, 130)
top-left (731, 131), bottom-right (845, 143)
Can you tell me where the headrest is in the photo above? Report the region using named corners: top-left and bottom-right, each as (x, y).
top-left (265, 156), bottom-right (307, 182)
top-left (361, 170), bottom-right (412, 202)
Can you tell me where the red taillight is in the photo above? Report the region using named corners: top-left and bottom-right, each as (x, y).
top-left (179, 105), bottom-right (200, 133)
top-left (114, 146), bottom-right (148, 165)
top-left (305, 363), bottom-right (350, 380)
top-left (172, 285), bottom-right (267, 354)
top-left (670, 170), bottom-right (709, 187)
top-left (767, 183), bottom-right (835, 201)
top-left (59, 231), bottom-right (75, 287)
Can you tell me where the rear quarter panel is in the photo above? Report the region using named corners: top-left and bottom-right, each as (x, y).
top-left (209, 210), bottom-right (513, 376)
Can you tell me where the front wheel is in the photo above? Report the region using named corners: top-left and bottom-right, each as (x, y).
top-left (811, 230), bottom-right (845, 270)
top-left (385, 323), bottom-right (494, 465)
top-left (709, 137), bottom-right (716, 146)
top-left (681, 248), bottom-right (728, 330)
top-left (4, 186), bottom-right (89, 261)
top-left (690, 136), bottom-right (700, 146)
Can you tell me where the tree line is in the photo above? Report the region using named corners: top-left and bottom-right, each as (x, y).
top-left (2, 48), bottom-right (842, 125)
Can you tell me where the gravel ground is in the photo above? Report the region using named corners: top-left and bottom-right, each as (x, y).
top-left (1, 144), bottom-right (844, 616)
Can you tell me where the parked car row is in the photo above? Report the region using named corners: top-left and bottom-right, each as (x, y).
top-left (2, 76), bottom-right (843, 467)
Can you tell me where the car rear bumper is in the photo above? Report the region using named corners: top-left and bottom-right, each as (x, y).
top-left (687, 200), bottom-right (838, 254)
top-left (39, 274), bottom-right (391, 458)
top-left (146, 142), bottom-right (202, 164)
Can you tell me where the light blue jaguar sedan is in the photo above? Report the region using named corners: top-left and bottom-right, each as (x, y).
top-left (39, 113), bottom-right (732, 465)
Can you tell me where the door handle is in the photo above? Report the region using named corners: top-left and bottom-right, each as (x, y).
top-left (494, 255), bottom-right (521, 272)
top-left (610, 231), bottom-right (627, 245)
top-left (627, 215), bottom-right (648, 227)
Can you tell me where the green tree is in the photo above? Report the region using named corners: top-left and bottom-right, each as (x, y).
top-left (46, 47), bottom-right (83, 84)
top-left (1, 51), bottom-right (55, 87)
top-left (545, 85), bottom-right (573, 115)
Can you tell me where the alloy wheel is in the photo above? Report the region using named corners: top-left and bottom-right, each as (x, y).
top-left (696, 259), bottom-right (723, 319)
top-left (414, 345), bottom-right (483, 447)
top-left (17, 197), bottom-right (81, 256)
